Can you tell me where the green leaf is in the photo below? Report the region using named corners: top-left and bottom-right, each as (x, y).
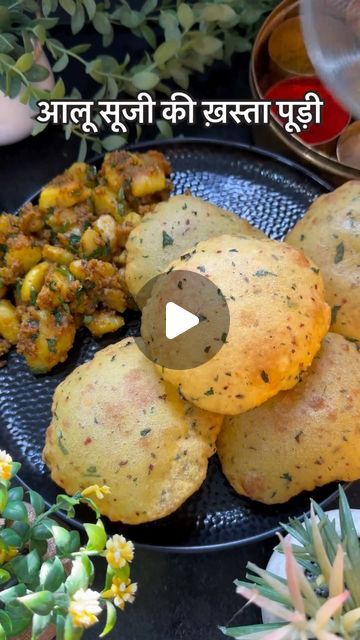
top-left (32, 120), bottom-right (49, 137)
top-left (59, 0), bottom-right (76, 16)
top-left (8, 487), bottom-right (24, 502)
top-left (154, 40), bottom-right (179, 66)
top-left (156, 119), bottom-right (173, 139)
top-left (4, 600), bottom-right (31, 636)
top-left (31, 518), bottom-right (54, 540)
top-left (40, 557), bottom-right (66, 591)
top-left (193, 35), bottom-right (223, 56)
top-left (51, 78), bottom-right (66, 98)
top-left (2, 500), bottom-right (28, 523)
top-left (25, 63), bottom-right (50, 82)
top-left (64, 614), bottom-right (83, 640)
top-left (15, 52), bottom-right (34, 73)
top-left (69, 530), bottom-right (81, 553)
top-left (84, 520), bottom-right (107, 552)
top-left (55, 614), bottom-right (66, 640)
top-left (100, 601), bottom-right (117, 637)
top-left (42, 0), bottom-right (52, 17)
top-left (142, 0), bottom-right (157, 14)
top-left (77, 137), bottom-right (87, 163)
top-left (83, 0), bottom-right (96, 19)
top-left (0, 528), bottom-right (22, 548)
top-left (0, 484), bottom-right (7, 512)
top-left (72, 4), bottom-right (85, 34)
top-left (18, 591), bottom-right (55, 616)
top-left (201, 4), bottom-right (237, 23)
top-left (102, 134), bottom-right (127, 151)
top-left (65, 558), bottom-right (89, 596)
top-left (0, 583), bottom-right (26, 603)
top-left (0, 569), bottom-right (10, 585)
top-left (93, 11), bottom-right (112, 35)
top-left (10, 461), bottom-right (21, 477)
top-left (28, 489), bottom-right (45, 516)
top-left (140, 24), bottom-right (156, 49)
top-left (132, 70), bottom-right (159, 90)
top-left (53, 54), bottom-right (69, 72)
top-left (220, 623), bottom-right (285, 637)
top-left (11, 549), bottom-right (40, 583)
top-left (32, 613), bottom-right (51, 637)
top-left (177, 4), bottom-right (194, 30)
top-left (0, 611), bottom-right (12, 636)
top-left (51, 526), bottom-right (72, 553)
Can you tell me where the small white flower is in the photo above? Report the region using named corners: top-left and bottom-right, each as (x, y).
top-left (69, 588), bottom-right (102, 629)
top-left (106, 534), bottom-right (134, 569)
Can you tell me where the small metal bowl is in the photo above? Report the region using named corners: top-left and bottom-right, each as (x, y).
top-left (250, 0), bottom-right (360, 183)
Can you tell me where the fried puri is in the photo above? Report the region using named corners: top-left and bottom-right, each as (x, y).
top-left (286, 181), bottom-right (360, 341)
top-left (125, 195), bottom-right (265, 297)
top-left (217, 333), bottom-right (360, 504)
top-left (143, 234), bottom-right (330, 415)
top-left (42, 338), bottom-right (223, 524)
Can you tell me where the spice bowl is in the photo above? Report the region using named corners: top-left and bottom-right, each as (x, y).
top-left (250, 0), bottom-right (360, 183)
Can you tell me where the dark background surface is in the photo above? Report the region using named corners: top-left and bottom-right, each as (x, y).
top-left (1, 34), bottom-right (360, 640)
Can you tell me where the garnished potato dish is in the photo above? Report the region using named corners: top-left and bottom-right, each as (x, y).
top-left (0, 150), bottom-right (171, 372)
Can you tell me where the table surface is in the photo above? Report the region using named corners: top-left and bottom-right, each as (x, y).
top-left (1, 43), bottom-right (360, 640)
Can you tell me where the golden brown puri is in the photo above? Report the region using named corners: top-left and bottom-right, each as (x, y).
top-left (217, 333), bottom-right (360, 504)
top-left (43, 338), bottom-right (223, 524)
top-left (148, 234), bottom-right (330, 415)
top-left (125, 194), bottom-right (265, 297)
top-left (286, 181), bottom-right (360, 341)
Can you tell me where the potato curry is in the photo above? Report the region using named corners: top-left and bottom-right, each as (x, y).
top-left (0, 150), bottom-right (172, 372)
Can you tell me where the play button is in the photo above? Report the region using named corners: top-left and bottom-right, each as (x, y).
top-left (134, 270), bottom-right (230, 370)
top-left (166, 302), bottom-right (199, 340)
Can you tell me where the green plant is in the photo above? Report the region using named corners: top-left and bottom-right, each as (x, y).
top-left (0, 450), bottom-right (136, 639)
top-left (221, 487), bottom-right (360, 640)
top-left (0, 0), bottom-right (280, 157)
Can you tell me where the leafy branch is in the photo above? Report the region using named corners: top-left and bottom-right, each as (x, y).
top-left (0, 0), bottom-right (280, 157)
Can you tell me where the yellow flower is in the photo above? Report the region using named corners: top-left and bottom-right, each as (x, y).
top-left (103, 577), bottom-right (137, 610)
top-left (105, 535), bottom-right (134, 569)
top-left (81, 485), bottom-right (111, 500)
top-left (0, 451), bottom-right (12, 481)
top-left (0, 546), bottom-right (17, 564)
top-left (69, 588), bottom-right (102, 629)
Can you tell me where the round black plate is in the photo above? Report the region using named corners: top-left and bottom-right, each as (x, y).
top-left (0, 138), bottom-right (339, 553)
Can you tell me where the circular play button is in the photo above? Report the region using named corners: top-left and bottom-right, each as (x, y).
top-left (135, 270), bottom-right (230, 370)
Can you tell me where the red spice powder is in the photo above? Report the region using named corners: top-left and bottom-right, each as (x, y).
top-left (265, 76), bottom-right (351, 145)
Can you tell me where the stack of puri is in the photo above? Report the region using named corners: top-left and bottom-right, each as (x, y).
top-left (43, 184), bottom-right (360, 522)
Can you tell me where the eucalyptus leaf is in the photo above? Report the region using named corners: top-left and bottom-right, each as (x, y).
top-left (25, 63), bottom-right (50, 82)
top-left (154, 40), bottom-right (178, 66)
top-left (142, 0), bottom-right (158, 15)
top-left (78, 137), bottom-right (87, 162)
top-left (71, 4), bottom-right (85, 35)
top-left (132, 69), bottom-right (159, 90)
top-left (59, 0), bottom-right (76, 16)
top-left (83, 0), bottom-right (96, 20)
top-left (102, 135), bottom-right (126, 151)
top-left (140, 24), bottom-right (156, 49)
top-left (93, 11), bottom-right (112, 35)
top-left (177, 3), bottom-right (194, 31)
top-left (14, 52), bottom-right (33, 72)
top-left (52, 53), bottom-right (69, 72)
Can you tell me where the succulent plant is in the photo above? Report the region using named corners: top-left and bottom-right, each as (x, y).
top-left (221, 486), bottom-right (360, 640)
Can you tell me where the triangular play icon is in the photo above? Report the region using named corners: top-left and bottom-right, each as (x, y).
top-left (165, 302), bottom-right (200, 340)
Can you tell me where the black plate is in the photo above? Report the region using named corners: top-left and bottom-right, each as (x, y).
top-left (0, 138), bottom-right (339, 553)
